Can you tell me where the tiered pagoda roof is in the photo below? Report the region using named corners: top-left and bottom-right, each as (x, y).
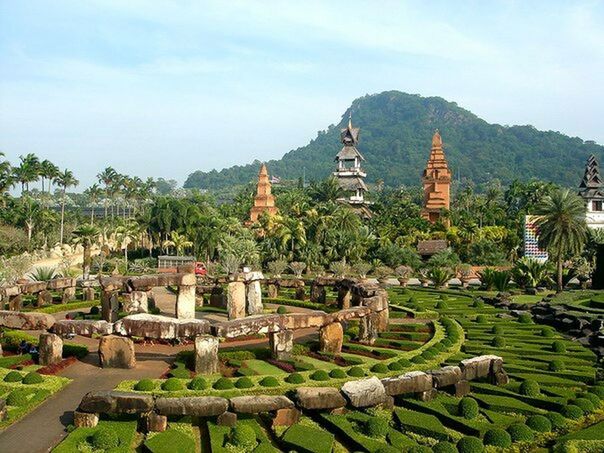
top-left (333, 114), bottom-right (368, 207)
top-left (579, 154), bottom-right (604, 200)
top-left (421, 130), bottom-right (452, 225)
top-left (249, 163), bottom-right (278, 222)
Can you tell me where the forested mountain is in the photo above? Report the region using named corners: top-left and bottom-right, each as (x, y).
top-left (184, 91), bottom-right (603, 190)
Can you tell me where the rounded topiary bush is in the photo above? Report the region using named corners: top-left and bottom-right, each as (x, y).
top-left (459, 397), bottom-right (479, 420)
top-left (235, 377), bottom-right (254, 389)
top-left (517, 313), bottom-right (532, 324)
top-left (491, 336), bottom-right (506, 348)
top-left (541, 326), bottom-right (555, 338)
top-left (432, 441), bottom-right (457, 453)
top-left (519, 379), bottom-right (540, 397)
top-left (387, 361), bottom-right (403, 371)
top-left (276, 305), bottom-right (287, 314)
top-left (347, 366), bottom-right (365, 377)
top-left (526, 415), bottom-right (552, 432)
top-left (421, 349), bottom-right (437, 360)
top-left (91, 428), bottom-right (119, 450)
top-left (551, 340), bottom-right (566, 353)
top-left (475, 315), bottom-right (488, 324)
top-left (591, 386), bottom-right (604, 399)
top-left (406, 446), bottom-right (432, 453)
top-left (491, 325), bottom-right (503, 335)
top-left (4, 371), bottom-right (23, 383)
top-left (548, 359), bottom-right (565, 372)
top-left (456, 436), bottom-right (484, 453)
top-left (364, 417), bottom-right (389, 438)
top-left (398, 358), bottom-right (411, 367)
top-left (259, 376), bottom-right (279, 387)
top-left (371, 363), bottom-right (389, 374)
top-left (411, 355), bottom-right (425, 364)
top-left (507, 423), bottom-right (534, 442)
top-left (560, 404), bottom-right (583, 420)
top-left (6, 389), bottom-right (32, 407)
top-left (436, 301), bottom-right (448, 309)
top-left (310, 370), bottom-right (330, 381)
top-left (582, 392), bottom-right (602, 408)
top-left (213, 377), bottom-right (235, 390)
top-left (440, 294), bottom-right (449, 301)
top-left (329, 369), bottom-right (347, 379)
top-left (188, 376), bottom-right (208, 390)
top-left (22, 372), bottom-right (43, 385)
top-left (134, 378), bottom-right (156, 391)
top-left (483, 428), bottom-right (512, 448)
top-left (229, 424), bottom-right (257, 451)
top-left (546, 411), bottom-right (568, 430)
top-left (571, 397), bottom-right (594, 414)
top-left (161, 377), bottom-right (184, 391)
top-left (285, 373), bottom-right (305, 384)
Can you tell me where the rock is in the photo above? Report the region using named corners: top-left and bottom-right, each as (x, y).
top-left (36, 290), bottom-right (53, 306)
top-left (246, 280), bottom-right (263, 315)
top-left (212, 315), bottom-right (280, 338)
top-left (217, 411), bottom-right (237, 427)
top-left (381, 371), bottom-right (433, 396)
top-left (114, 314), bottom-right (210, 339)
top-left (98, 335), bottom-right (136, 369)
top-left (327, 306), bottom-right (372, 323)
top-left (195, 335), bottom-right (219, 375)
top-left (210, 286), bottom-right (227, 308)
top-left (8, 295), bottom-right (23, 311)
top-left (310, 283), bottom-right (326, 303)
top-left (74, 410), bottom-right (99, 428)
top-left (281, 311), bottom-right (327, 330)
top-left (20, 281), bottom-right (47, 294)
top-left (491, 370), bottom-right (509, 386)
top-left (144, 412), bottom-right (167, 432)
top-left (229, 395), bottom-right (294, 414)
top-left (227, 281), bottom-right (246, 320)
top-left (358, 313), bottom-right (378, 345)
top-left (319, 322), bottom-right (343, 354)
top-left (272, 408), bottom-right (300, 427)
top-left (430, 366), bottom-right (462, 388)
top-left (61, 287), bottom-right (76, 303)
top-left (374, 309), bottom-right (389, 333)
top-left (460, 355), bottom-right (502, 381)
top-left (176, 285), bottom-right (196, 320)
top-left (53, 320), bottom-right (113, 337)
top-left (418, 388), bottom-right (437, 402)
top-left (269, 330), bottom-right (293, 360)
top-left (340, 376), bottom-right (387, 408)
top-left (294, 387), bottom-right (347, 410)
top-left (0, 310), bottom-right (55, 330)
top-left (337, 287), bottom-right (352, 309)
top-left (48, 278), bottom-right (77, 290)
top-left (294, 286), bottom-right (305, 301)
top-left (79, 391), bottom-right (154, 414)
top-left (101, 290), bottom-right (119, 323)
top-left (38, 333), bottom-right (63, 366)
top-left (453, 380), bottom-right (470, 397)
top-left (155, 396), bottom-right (229, 417)
top-left (123, 291), bottom-right (148, 314)
top-left (267, 283), bottom-right (279, 298)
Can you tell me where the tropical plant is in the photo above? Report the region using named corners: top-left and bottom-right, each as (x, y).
top-left (267, 260), bottom-right (288, 277)
top-left (511, 257), bottom-right (552, 289)
top-left (162, 231), bottom-right (193, 256)
top-left (428, 267), bottom-right (454, 288)
top-left (55, 169), bottom-right (79, 244)
top-left (222, 253), bottom-right (241, 276)
top-left (329, 259), bottom-right (350, 278)
top-left (28, 266), bottom-right (58, 282)
top-left (353, 262), bottom-right (372, 279)
top-left (478, 267), bottom-right (497, 291)
top-left (289, 261), bottom-right (306, 278)
top-left (492, 270), bottom-right (511, 292)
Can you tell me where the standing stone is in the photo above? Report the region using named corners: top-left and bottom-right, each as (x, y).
top-left (340, 376), bottom-right (387, 408)
top-left (101, 290), bottom-right (119, 323)
top-left (337, 287), bottom-right (352, 309)
top-left (124, 291), bottom-right (148, 314)
top-left (0, 343), bottom-right (3, 357)
top-left (267, 283), bottom-right (279, 298)
top-left (319, 322), bottom-right (343, 354)
top-left (453, 380), bottom-right (470, 397)
top-left (62, 287), bottom-right (76, 303)
top-left (38, 333), bottom-right (63, 366)
top-left (176, 285), bottom-right (196, 319)
top-left (269, 330), bottom-right (293, 360)
top-left (271, 408), bottom-right (300, 428)
top-left (82, 287), bottom-right (96, 301)
top-left (8, 295), bottom-right (23, 311)
top-left (98, 335), bottom-right (136, 368)
top-left (375, 308), bottom-right (389, 333)
top-left (358, 314), bottom-right (378, 345)
top-left (144, 412), bottom-right (167, 432)
top-left (74, 410), bottom-right (99, 428)
top-left (310, 283), bottom-right (326, 303)
top-left (227, 281), bottom-right (246, 320)
top-left (37, 290), bottom-right (53, 306)
top-left (194, 335), bottom-right (219, 375)
top-left (246, 280), bottom-right (263, 315)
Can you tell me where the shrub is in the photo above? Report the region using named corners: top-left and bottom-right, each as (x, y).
top-left (440, 294), bottom-right (449, 301)
top-left (134, 379), bottom-right (155, 391)
top-left (364, 417), bottom-right (389, 438)
top-left (436, 301), bottom-right (448, 309)
top-left (519, 379), bottom-right (540, 397)
top-left (91, 428), bottom-right (119, 450)
top-left (517, 313), bottom-right (532, 324)
top-left (591, 386), bottom-right (604, 399)
top-left (4, 371), bottom-right (23, 383)
top-left (551, 340), bottom-right (566, 353)
top-left (188, 376), bottom-right (208, 390)
top-left (548, 359), bottom-right (565, 372)
top-left (526, 415), bottom-right (552, 432)
top-left (371, 363), bottom-right (389, 374)
top-left (329, 369), bottom-right (347, 379)
top-left (571, 397), bottom-right (595, 413)
top-left (22, 372), bottom-right (43, 385)
top-left (259, 376), bottom-right (279, 387)
top-left (398, 358), bottom-right (411, 367)
top-left (235, 377), bottom-right (255, 389)
top-left (546, 411), bottom-right (568, 430)
top-left (411, 355), bottom-right (425, 364)
top-left (456, 436), bottom-right (484, 453)
top-left (507, 423), bottom-right (534, 442)
top-left (582, 392), bottom-right (602, 407)
top-left (459, 397), bottom-right (479, 419)
top-left (161, 377), bottom-right (184, 391)
top-left (276, 306), bottom-right (287, 314)
top-left (6, 389), bottom-right (32, 406)
top-left (213, 377), bottom-right (235, 390)
top-left (285, 373), bottom-right (305, 384)
top-left (310, 370), bottom-right (330, 381)
top-left (347, 367), bottom-right (365, 377)
top-left (406, 447), bottom-right (432, 453)
top-left (541, 326), bottom-right (555, 337)
top-left (432, 441), bottom-right (457, 453)
top-left (89, 306), bottom-right (100, 315)
top-left (483, 428), bottom-right (512, 448)
top-left (388, 361), bottom-right (403, 371)
top-left (560, 404), bottom-right (583, 420)
top-left (475, 315), bottom-right (488, 324)
top-left (230, 424), bottom-right (257, 450)
top-left (491, 336), bottom-right (506, 348)
top-left (63, 344), bottom-right (89, 359)
top-left (472, 299), bottom-right (484, 308)
top-left (491, 325), bottom-right (503, 335)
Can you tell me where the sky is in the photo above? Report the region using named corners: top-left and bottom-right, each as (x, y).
top-left (1, 0), bottom-right (603, 190)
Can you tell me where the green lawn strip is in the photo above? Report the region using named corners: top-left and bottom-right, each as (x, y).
top-left (373, 338), bottom-right (423, 350)
top-left (472, 393), bottom-right (547, 415)
top-left (470, 382), bottom-right (567, 411)
top-left (510, 294), bottom-right (544, 304)
top-left (501, 364), bottom-right (594, 384)
top-left (508, 373), bottom-right (587, 388)
top-left (294, 355), bottom-right (341, 370)
top-left (33, 300), bottom-right (100, 314)
top-left (540, 385), bottom-right (579, 399)
top-left (394, 407), bottom-right (451, 441)
top-left (243, 360), bottom-right (286, 375)
top-left (558, 421), bottom-right (604, 441)
top-left (0, 354), bottom-right (33, 369)
top-left (280, 423), bottom-right (335, 453)
top-left (52, 418), bottom-right (139, 453)
top-left (480, 409), bottom-right (522, 427)
top-left (145, 428), bottom-right (196, 453)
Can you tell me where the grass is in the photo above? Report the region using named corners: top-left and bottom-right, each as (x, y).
top-left (33, 300), bottom-right (100, 314)
top-left (52, 417), bottom-right (139, 453)
top-left (281, 423), bottom-right (335, 453)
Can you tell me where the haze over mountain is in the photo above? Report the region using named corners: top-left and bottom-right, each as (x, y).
top-left (184, 91), bottom-right (603, 191)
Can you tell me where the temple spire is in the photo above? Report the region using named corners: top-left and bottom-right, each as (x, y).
top-left (421, 130), bottom-right (451, 226)
top-left (249, 163), bottom-right (278, 222)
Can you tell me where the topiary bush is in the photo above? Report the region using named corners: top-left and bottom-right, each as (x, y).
top-left (457, 436), bottom-right (484, 453)
top-left (387, 361), bottom-right (403, 371)
top-left (459, 397), bottom-right (479, 419)
top-left (519, 379), bottom-right (540, 397)
top-left (526, 415), bottom-right (552, 432)
top-left (517, 313), bottom-right (532, 324)
top-left (213, 377), bottom-right (235, 390)
top-left (347, 366), bottom-right (365, 377)
top-left (436, 301), bottom-right (448, 309)
top-left (310, 370), bottom-right (330, 381)
top-left (285, 373), bottom-right (305, 384)
top-left (235, 377), bottom-right (254, 389)
top-left (571, 397), bottom-right (595, 414)
top-left (475, 315), bottom-right (488, 324)
top-left (432, 441), bottom-right (457, 453)
top-left (4, 371), bottom-right (23, 383)
top-left (507, 423), bottom-right (534, 442)
top-left (483, 428), bottom-right (512, 448)
top-left (546, 411), bottom-right (567, 430)
top-left (229, 424), bottom-right (257, 451)
top-left (134, 378), bottom-right (156, 391)
top-left (548, 359), bottom-right (565, 372)
top-left (89, 305), bottom-right (100, 315)
top-left (161, 377), bottom-right (184, 391)
top-left (276, 306), bottom-right (287, 314)
top-left (472, 299), bottom-right (484, 309)
top-left (398, 358), bottom-right (411, 367)
top-left (541, 326), bottom-right (555, 337)
top-left (22, 372), bottom-right (43, 385)
top-left (188, 376), bottom-right (208, 390)
top-left (591, 386), bottom-right (604, 399)
top-left (560, 404), bottom-right (583, 420)
top-left (370, 363), bottom-right (389, 374)
top-left (364, 417), bottom-right (389, 438)
top-left (491, 325), bottom-right (503, 335)
top-left (91, 428), bottom-right (119, 450)
top-left (329, 369), bottom-right (347, 379)
top-left (491, 336), bottom-right (506, 348)
top-left (259, 376), bottom-right (279, 387)
top-left (551, 340), bottom-right (566, 353)
top-left (582, 392), bottom-right (602, 408)
top-left (411, 355), bottom-right (425, 364)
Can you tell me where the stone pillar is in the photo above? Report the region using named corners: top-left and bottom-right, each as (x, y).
top-left (147, 290), bottom-right (156, 311)
top-left (36, 290), bottom-right (53, 306)
top-left (74, 410), bottom-right (99, 428)
top-left (358, 314), bottom-right (378, 345)
top-left (98, 335), bottom-right (136, 368)
top-left (319, 322), bottom-right (343, 354)
top-left (176, 285), bottom-right (196, 319)
top-left (8, 294), bottom-right (23, 311)
top-left (62, 286), bottom-right (76, 303)
top-left (310, 283), bottom-right (326, 304)
top-left (375, 308), bottom-right (389, 333)
top-left (39, 333), bottom-right (63, 366)
top-left (101, 290), bottom-right (119, 323)
top-left (246, 280), bottom-right (263, 315)
top-left (269, 330), bottom-right (293, 360)
top-left (0, 343), bottom-right (3, 357)
top-left (227, 281), bottom-right (246, 320)
top-left (124, 291), bottom-right (148, 314)
top-left (267, 283), bottom-right (279, 298)
top-left (337, 287), bottom-right (352, 309)
top-left (82, 287), bottom-right (96, 301)
top-left (194, 335), bottom-right (219, 374)
top-left (143, 412), bottom-right (167, 432)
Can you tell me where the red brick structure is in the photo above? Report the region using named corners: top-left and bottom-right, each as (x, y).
top-left (250, 163), bottom-right (278, 222)
top-left (421, 130), bottom-right (451, 226)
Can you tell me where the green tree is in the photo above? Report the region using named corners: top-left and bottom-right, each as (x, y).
top-left (72, 225), bottom-right (99, 279)
top-left (55, 169), bottom-right (79, 244)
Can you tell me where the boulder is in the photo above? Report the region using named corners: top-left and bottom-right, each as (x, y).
top-left (272, 408), bottom-right (300, 427)
top-left (123, 291), bottom-right (148, 314)
top-left (2, 285), bottom-right (20, 297)
top-left (48, 278), bottom-right (77, 290)
top-left (79, 391), bottom-right (154, 414)
top-left (319, 322), bottom-right (343, 354)
top-left (155, 396), bottom-right (228, 417)
top-left (418, 388), bottom-right (437, 402)
top-left (246, 279), bottom-right (263, 315)
top-left (217, 411), bottom-right (237, 427)
top-left (20, 281), bottom-right (47, 294)
top-left (101, 290), bottom-right (119, 323)
top-left (267, 283), bottom-right (279, 298)
top-left (229, 395), bottom-right (294, 414)
top-left (98, 335), bottom-right (136, 369)
top-left (337, 287), bottom-right (352, 309)
top-left (176, 285), bottom-right (196, 319)
top-left (340, 376), bottom-right (387, 408)
top-left (8, 295), bottom-right (23, 311)
top-left (491, 370), bottom-right (509, 386)
top-left (36, 290), bottom-right (53, 306)
top-left (227, 281), bottom-right (246, 320)
top-left (327, 306), bottom-right (372, 323)
top-left (144, 412), bottom-right (167, 432)
top-left (430, 366), bottom-right (462, 388)
top-left (310, 283), bottom-right (327, 303)
top-left (453, 380), bottom-right (471, 397)
top-left (358, 313), bottom-right (378, 345)
top-left (281, 311), bottom-right (327, 330)
top-left (374, 309), bottom-right (389, 332)
top-left (0, 310), bottom-right (55, 330)
top-left (114, 314), bottom-right (210, 339)
top-left (269, 330), bottom-right (293, 360)
top-left (74, 410), bottom-right (99, 428)
top-left (381, 371), bottom-right (433, 396)
top-left (194, 335), bottom-right (219, 375)
top-left (295, 387), bottom-right (346, 410)
top-left (53, 320), bottom-right (113, 337)
top-left (38, 333), bottom-right (63, 366)
top-left (460, 355), bottom-right (502, 381)
top-left (61, 286), bottom-right (77, 303)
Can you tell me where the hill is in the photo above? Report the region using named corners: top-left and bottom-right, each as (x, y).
top-left (184, 91), bottom-right (603, 190)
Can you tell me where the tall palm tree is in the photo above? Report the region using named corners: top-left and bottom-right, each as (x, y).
top-left (14, 153), bottom-right (40, 194)
top-left (55, 169), bottom-right (79, 244)
top-left (84, 183), bottom-right (102, 225)
top-left (115, 220), bottom-right (141, 270)
top-left (535, 189), bottom-right (588, 292)
top-left (73, 224), bottom-right (99, 279)
top-left (39, 159), bottom-right (59, 194)
top-left (97, 167), bottom-right (117, 218)
top-left (0, 152), bottom-right (13, 206)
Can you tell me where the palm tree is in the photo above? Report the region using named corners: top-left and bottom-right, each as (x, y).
top-left (55, 169), bottom-right (79, 244)
top-left (84, 183), bottom-right (102, 225)
top-left (97, 167), bottom-right (117, 218)
top-left (14, 153), bottom-right (40, 193)
top-left (162, 231), bottom-right (193, 256)
top-left (115, 220), bottom-right (141, 270)
top-left (39, 159), bottom-right (59, 194)
top-left (73, 225), bottom-right (99, 279)
top-left (0, 152), bottom-right (13, 206)
top-left (535, 189), bottom-right (588, 292)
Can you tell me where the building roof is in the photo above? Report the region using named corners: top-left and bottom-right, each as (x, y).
top-left (579, 154), bottom-right (604, 199)
top-left (337, 176), bottom-right (368, 191)
top-left (417, 239), bottom-right (448, 256)
top-left (335, 145), bottom-right (365, 161)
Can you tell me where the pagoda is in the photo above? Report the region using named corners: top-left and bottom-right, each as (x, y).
top-left (421, 130), bottom-right (451, 226)
top-left (578, 154), bottom-right (604, 229)
top-left (333, 114), bottom-right (368, 205)
top-left (249, 163), bottom-right (278, 222)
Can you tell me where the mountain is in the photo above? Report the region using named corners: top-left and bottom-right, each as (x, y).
top-left (184, 91), bottom-right (603, 190)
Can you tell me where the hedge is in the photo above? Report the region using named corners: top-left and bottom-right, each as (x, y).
top-left (281, 423), bottom-right (334, 453)
top-left (394, 408), bottom-right (449, 441)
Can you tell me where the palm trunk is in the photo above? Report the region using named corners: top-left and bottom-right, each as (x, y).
top-left (60, 188), bottom-right (66, 244)
top-left (90, 207), bottom-right (94, 225)
top-left (556, 257), bottom-right (563, 293)
top-left (83, 245), bottom-right (91, 280)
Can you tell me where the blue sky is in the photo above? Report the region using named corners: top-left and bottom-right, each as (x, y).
top-left (1, 1), bottom-right (603, 189)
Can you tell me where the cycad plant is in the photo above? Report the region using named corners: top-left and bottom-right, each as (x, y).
top-left (267, 260), bottom-right (288, 278)
top-left (330, 259), bottom-right (350, 278)
top-left (353, 262), bottom-right (372, 279)
top-left (511, 257), bottom-right (553, 290)
top-left (478, 267), bottom-right (497, 291)
top-left (428, 267), bottom-right (454, 289)
top-left (492, 270), bottom-right (511, 292)
top-left (289, 261), bottom-right (306, 278)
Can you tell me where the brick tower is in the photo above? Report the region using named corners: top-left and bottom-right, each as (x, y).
top-left (421, 130), bottom-right (451, 226)
top-left (250, 163), bottom-right (278, 222)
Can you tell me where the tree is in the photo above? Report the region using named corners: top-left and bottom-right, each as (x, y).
top-left (115, 220), bottom-right (141, 270)
top-left (162, 231), bottom-right (193, 256)
top-left (14, 153), bottom-right (40, 193)
top-left (97, 167), bottom-right (117, 218)
top-left (55, 169), bottom-right (79, 244)
top-left (72, 225), bottom-right (99, 279)
top-left (84, 183), bottom-right (103, 225)
top-left (0, 152), bottom-right (13, 206)
top-left (535, 189), bottom-right (588, 292)
top-left (39, 159), bottom-right (59, 194)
